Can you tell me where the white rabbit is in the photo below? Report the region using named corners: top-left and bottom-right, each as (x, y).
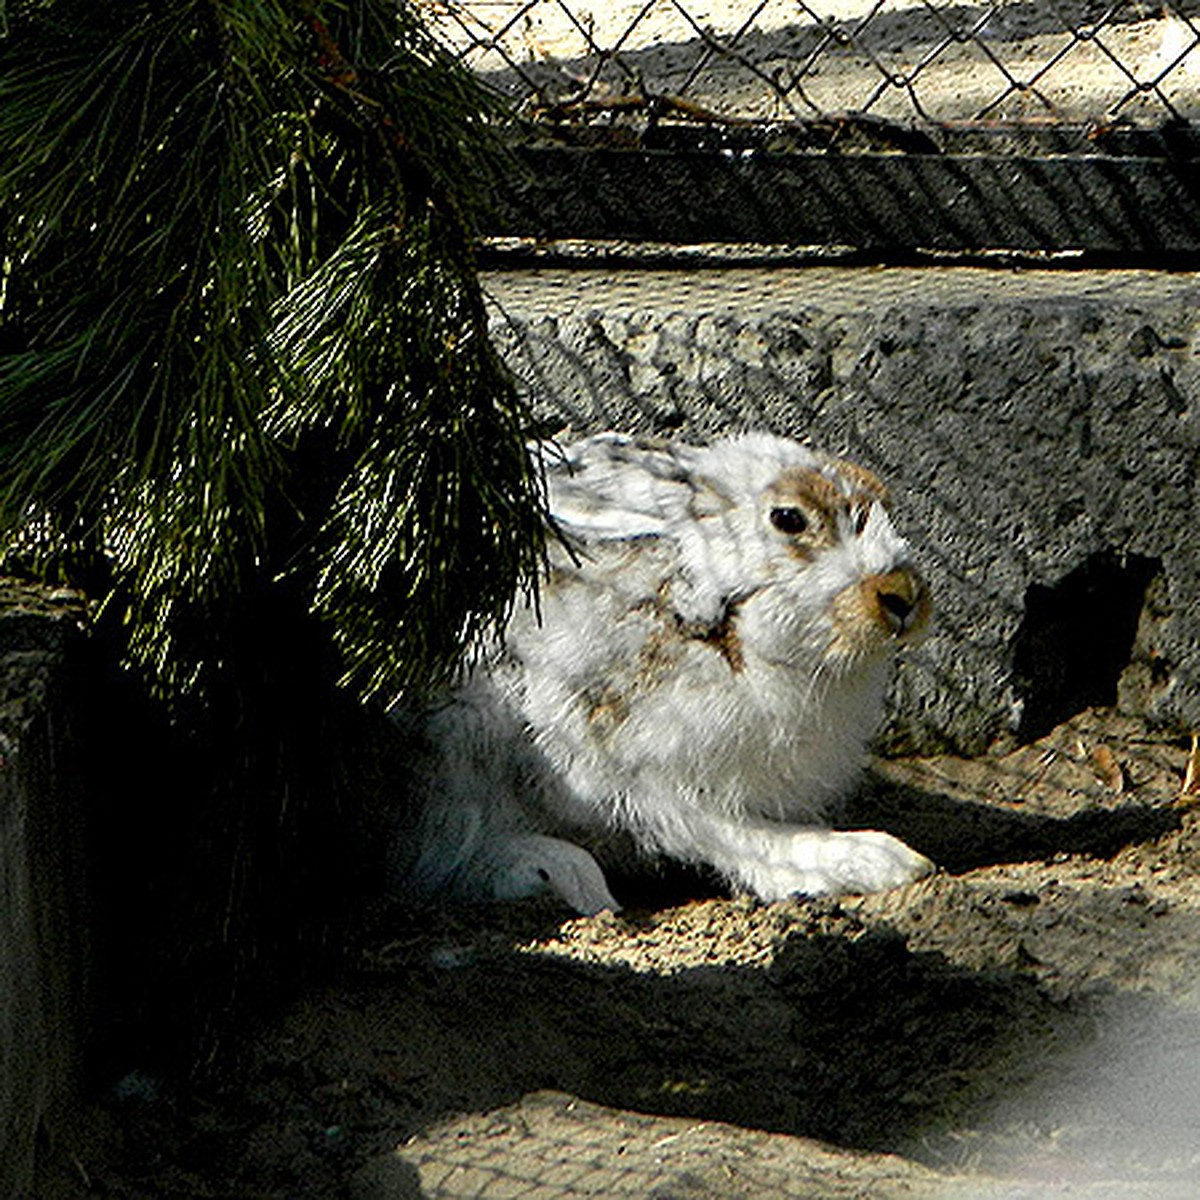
top-left (394, 431), bottom-right (934, 914)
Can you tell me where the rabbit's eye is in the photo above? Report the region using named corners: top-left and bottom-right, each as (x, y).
top-left (769, 506), bottom-right (809, 535)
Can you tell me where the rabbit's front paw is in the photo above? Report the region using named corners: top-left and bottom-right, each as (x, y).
top-left (748, 829), bottom-right (933, 901)
top-left (813, 829), bottom-right (934, 895)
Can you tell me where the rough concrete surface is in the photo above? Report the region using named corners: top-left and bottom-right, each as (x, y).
top-left (0, 583), bottom-right (88, 1198)
top-left (486, 266), bottom-right (1200, 752)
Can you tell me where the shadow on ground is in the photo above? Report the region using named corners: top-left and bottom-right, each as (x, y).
top-left (848, 767), bottom-right (1182, 874)
top-left (185, 909), bottom-right (1084, 1196)
top-left (38, 711), bottom-right (1200, 1198)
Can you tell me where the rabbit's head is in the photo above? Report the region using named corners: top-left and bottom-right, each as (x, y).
top-left (652, 433), bottom-right (931, 674)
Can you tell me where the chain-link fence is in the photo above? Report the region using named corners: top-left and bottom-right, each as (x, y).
top-left (422, 1), bottom-right (1200, 127)
top-left (422, 3), bottom-right (1200, 256)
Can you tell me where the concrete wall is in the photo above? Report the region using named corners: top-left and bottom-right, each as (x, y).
top-left (486, 267), bottom-right (1200, 753)
top-left (0, 584), bottom-right (88, 1197)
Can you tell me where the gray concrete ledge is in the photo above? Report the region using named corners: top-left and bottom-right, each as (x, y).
top-left (486, 266), bottom-right (1200, 752)
top-left (0, 584), bottom-right (88, 1196)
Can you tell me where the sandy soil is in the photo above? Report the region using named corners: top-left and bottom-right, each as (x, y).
top-left (39, 707), bottom-right (1200, 1199)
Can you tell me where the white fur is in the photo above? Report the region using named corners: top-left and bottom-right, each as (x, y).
top-left (393, 431), bottom-right (932, 913)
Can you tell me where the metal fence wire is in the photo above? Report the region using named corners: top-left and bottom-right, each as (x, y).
top-left (419, 1), bottom-right (1200, 127)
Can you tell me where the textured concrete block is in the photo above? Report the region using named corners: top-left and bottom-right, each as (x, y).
top-left (487, 267), bottom-right (1200, 752)
top-left (0, 584), bottom-right (88, 1197)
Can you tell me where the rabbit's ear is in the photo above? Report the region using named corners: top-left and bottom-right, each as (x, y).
top-left (540, 433), bottom-right (715, 542)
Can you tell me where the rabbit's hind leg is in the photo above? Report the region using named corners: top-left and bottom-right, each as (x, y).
top-left (485, 832), bottom-right (621, 915)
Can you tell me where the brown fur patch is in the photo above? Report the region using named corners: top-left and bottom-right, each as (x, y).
top-left (583, 683), bottom-right (631, 733)
top-left (636, 623), bottom-right (687, 687)
top-left (769, 464), bottom-right (888, 551)
top-left (676, 604), bottom-right (746, 674)
top-left (698, 612), bottom-right (746, 673)
top-left (831, 459), bottom-right (889, 506)
top-left (771, 468), bottom-right (843, 536)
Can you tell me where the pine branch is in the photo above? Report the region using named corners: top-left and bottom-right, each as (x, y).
top-left (0, 0), bottom-right (544, 705)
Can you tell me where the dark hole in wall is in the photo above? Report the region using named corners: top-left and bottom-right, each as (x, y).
top-left (1011, 550), bottom-right (1162, 743)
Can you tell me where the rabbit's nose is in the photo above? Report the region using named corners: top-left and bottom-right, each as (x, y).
top-left (866, 569), bottom-right (930, 638)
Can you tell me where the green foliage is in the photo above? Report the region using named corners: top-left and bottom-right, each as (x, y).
top-left (0, 0), bottom-right (544, 705)
top-left (0, 0), bottom-right (550, 1058)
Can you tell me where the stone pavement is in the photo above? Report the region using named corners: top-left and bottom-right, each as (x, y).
top-left (355, 1089), bottom-right (1198, 1200)
top-left (353, 1090), bottom-right (950, 1199)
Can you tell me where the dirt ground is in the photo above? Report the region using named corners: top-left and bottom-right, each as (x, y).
top-left (37, 706), bottom-right (1200, 1199)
